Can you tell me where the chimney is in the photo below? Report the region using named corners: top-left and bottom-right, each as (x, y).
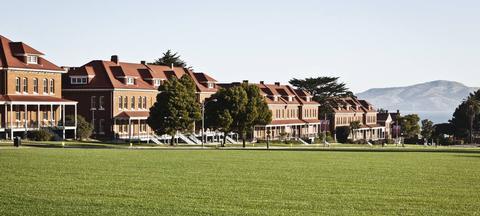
top-left (140, 60), bottom-right (146, 65)
top-left (274, 82), bottom-right (280, 86)
top-left (171, 63), bottom-right (174, 69)
top-left (243, 80), bottom-right (248, 84)
top-left (259, 81), bottom-right (264, 84)
top-left (111, 55), bottom-right (119, 64)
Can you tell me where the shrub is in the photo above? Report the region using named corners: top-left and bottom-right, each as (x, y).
top-left (27, 129), bottom-right (54, 141)
top-left (66, 115), bottom-right (93, 140)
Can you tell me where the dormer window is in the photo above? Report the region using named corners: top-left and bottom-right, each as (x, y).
top-left (207, 83), bottom-right (214, 88)
top-left (273, 96), bottom-right (278, 102)
top-left (126, 77), bottom-right (135, 85)
top-left (70, 76), bottom-right (88, 85)
top-left (27, 55), bottom-right (38, 64)
top-left (288, 96), bottom-right (294, 102)
top-left (306, 96), bottom-right (312, 102)
top-left (154, 79), bottom-right (161, 87)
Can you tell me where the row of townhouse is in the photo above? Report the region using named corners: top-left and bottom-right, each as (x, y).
top-left (1, 34), bottom-right (393, 142)
top-left (329, 97), bottom-right (401, 141)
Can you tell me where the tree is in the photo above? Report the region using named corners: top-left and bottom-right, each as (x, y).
top-left (451, 90), bottom-right (480, 143)
top-left (421, 119), bottom-right (434, 142)
top-left (147, 75), bottom-right (201, 145)
top-left (349, 121), bottom-right (361, 140)
top-left (205, 84), bottom-right (272, 148)
top-left (398, 114), bottom-right (420, 139)
top-left (66, 115), bottom-right (93, 141)
top-left (465, 97), bottom-right (480, 143)
top-left (151, 50), bottom-right (187, 67)
top-left (335, 126), bottom-right (350, 143)
top-left (289, 77), bottom-right (354, 114)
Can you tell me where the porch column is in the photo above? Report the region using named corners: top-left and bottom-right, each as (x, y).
top-left (113, 118), bottom-right (117, 139)
top-left (10, 104), bottom-right (13, 140)
top-left (37, 104), bottom-right (40, 129)
top-left (62, 104), bottom-right (65, 140)
top-left (24, 104), bottom-right (27, 133)
top-left (138, 119), bottom-right (141, 139)
top-left (50, 104), bottom-right (53, 127)
top-left (4, 105), bottom-right (7, 139)
top-left (74, 104), bottom-right (77, 139)
top-left (128, 118), bottom-right (132, 140)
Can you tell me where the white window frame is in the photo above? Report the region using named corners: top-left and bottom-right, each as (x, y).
top-left (126, 77), bottom-right (134, 85)
top-left (33, 78), bottom-right (38, 94)
top-left (15, 77), bottom-right (20, 93)
top-left (27, 55), bottom-right (38, 64)
top-left (22, 77), bottom-right (28, 93)
top-left (99, 96), bottom-right (105, 110)
top-left (43, 79), bottom-right (48, 94)
top-left (91, 96), bottom-right (96, 110)
top-left (50, 79), bottom-right (54, 94)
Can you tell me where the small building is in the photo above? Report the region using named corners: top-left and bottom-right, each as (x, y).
top-left (0, 35), bottom-right (77, 140)
top-left (377, 110), bottom-right (401, 140)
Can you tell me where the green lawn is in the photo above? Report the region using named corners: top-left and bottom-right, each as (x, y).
top-left (0, 149), bottom-right (479, 215)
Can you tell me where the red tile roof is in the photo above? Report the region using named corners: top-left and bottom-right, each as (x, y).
top-left (0, 35), bottom-right (64, 72)
top-left (115, 111), bottom-right (150, 119)
top-left (0, 95), bottom-right (76, 103)
top-left (64, 58), bottom-right (218, 93)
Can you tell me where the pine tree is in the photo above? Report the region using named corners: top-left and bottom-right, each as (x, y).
top-left (151, 50), bottom-right (187, 67)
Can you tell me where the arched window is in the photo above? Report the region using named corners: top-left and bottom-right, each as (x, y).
top-left (43, 79), bottom-right (48, 93)
top-left (23, 77), bottom-right (28, 93)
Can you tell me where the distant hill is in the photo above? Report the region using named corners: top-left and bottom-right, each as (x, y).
top-left (357, 80), bottom-right (478, 123)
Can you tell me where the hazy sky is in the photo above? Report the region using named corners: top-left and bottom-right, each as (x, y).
top-left (2, 0), bottom-right (479, 92)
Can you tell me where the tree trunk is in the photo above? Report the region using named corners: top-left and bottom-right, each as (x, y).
top-left (470, 117), bottom-right (474, 144)
top-left (242, 132), bottom-right (246, 148)
top-left (222, 131), bottom-right (227, 147)
top-left (170, 133), bottom-right (175, 146)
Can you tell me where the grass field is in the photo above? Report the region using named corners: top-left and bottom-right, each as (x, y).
top-left (1, 148), bottom-right (479, 215)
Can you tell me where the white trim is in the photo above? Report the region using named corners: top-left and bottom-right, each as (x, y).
top-left (62, 88), bottom-right (158, 92)
top-left (6, 101), bottom-right (77, 105)
top-left (5, 67), bottom-right (66, 73)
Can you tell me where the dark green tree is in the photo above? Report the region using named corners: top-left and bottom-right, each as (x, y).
top-left (205, 84), bottom-right (272, 147)
top-left (151, 50), bottom-right (187, 67)
top-left (421, 119), bottom-right (434, 142)
top-left (451, 90), bottom-right (480, 142)
top-left (398, 114), bottom-right (421, 139)
top-left (147, 75), bottom-right (201, 145)
top-left (289, 77), bottom-right (354, 114)
top-left (335, 126), bottom-right (350, 143)
top-left (66, 115), bottom-right (93, 141)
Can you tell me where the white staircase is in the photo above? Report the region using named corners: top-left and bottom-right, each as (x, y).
top-left (188, 134), bottom-right (202, 144)
top-left (298, 138), bottom-right (309, 145)
top-left (176, 133), bottom-right (195, 144)
top-left (225, 136), bottom-right (237, 144)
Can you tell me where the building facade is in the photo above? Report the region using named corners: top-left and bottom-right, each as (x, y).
top-left (0, 35), bottom-right (77, 140)
top-left (62, 55), bottom-right (218, 141)
top-left (219, 81), bottom-right (322, 142)
top-left (330, 97), bottom-right (385, 141)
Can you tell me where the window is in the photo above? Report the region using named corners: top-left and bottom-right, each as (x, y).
top-left (23, 78), bottom-right (28, 93)
top-left (99, 119), bottom-right (105, 134)
top-left (126, 77), bottom-right (134, 85)
top-left (119, 96), bottom-right (123, 109)
top-left (43, 79), bottom-right (48, 94)
top-left (138, 96), bottom-right (142, 109)
top-left (99, 96), bottom-right (105, 110)
top-left (143, 97), bottom-right (147, 109)
top-left (154, 79), bottom-right (161, 86)
top-left (15, 110), bottom-right (20, 121)
top-left (70, 76), bottom-right (88, 84)
top-left (43, 111), bottom-right (48, 120)
top-left (33, 78), bottom-right (38, 93)
top-left (27, 55), bottom-right (38, 64)
top-left (91, 96), bottom-right (96, 110)
top-left (15, 77), bottom-right (20, 92)
top-left (50, 79), bottom-right (54, 94)
top-left (207, 83), bottom-right (214, 88)
top-left (131, 96), bottom-right (135, 109)
top-left (123, 96), bottom-right (128, 109)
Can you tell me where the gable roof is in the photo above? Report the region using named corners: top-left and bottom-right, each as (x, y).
top-left (0, 35), bottom-right (64, 72)
top-left (63, 58), bottom-right (218, 93)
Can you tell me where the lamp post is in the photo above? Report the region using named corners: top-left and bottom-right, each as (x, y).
top-left (202, 99), bottom-right (217, 148)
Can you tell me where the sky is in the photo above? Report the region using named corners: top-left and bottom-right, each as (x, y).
top-left (1, 0), bottom-right (479, 93)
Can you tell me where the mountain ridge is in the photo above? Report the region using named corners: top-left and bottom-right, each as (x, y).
top-left (357, 80), bottom-right (479, 113)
